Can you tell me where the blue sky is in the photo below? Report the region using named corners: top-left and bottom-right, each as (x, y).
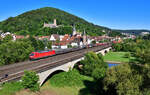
top-left (0, 0), bottom-right (150, 30)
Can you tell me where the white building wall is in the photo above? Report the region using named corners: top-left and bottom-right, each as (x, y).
top-left (71, 43), bottom-right (78, 47)
top-left (80, 42), bottom-right (83, 46)
top-left (60, 45), bottom-right (67, 49)
top-left (87, 39), bottom-right (93, 44)
top-left (50, 35), bottom-right (56, 41)
top-left (59, 35), bottom-right (64, 41)
top-left (52, 45), bottom-right (59, 49)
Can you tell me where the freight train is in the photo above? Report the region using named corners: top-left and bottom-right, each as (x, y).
top-left (29, 42), bottom-right (110, 60)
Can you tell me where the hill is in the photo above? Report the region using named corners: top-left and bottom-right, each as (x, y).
top-left (115, 29), bottom-right (150, 35)
top-left (0, 7), bottom-right (110, 36)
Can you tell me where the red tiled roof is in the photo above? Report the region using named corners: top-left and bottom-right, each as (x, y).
top-left (52, 34), bottom-right (60, 40)
top-left (15, 35), bottom-right (25, 39)
top-left (54, 41), bottom-right (69, 46)
top-left (38, 36), bottom-right (50, 40)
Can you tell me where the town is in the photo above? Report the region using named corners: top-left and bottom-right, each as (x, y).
top-left (0, 19), bottom-right (136, 50)
top-left (0, 1), bottom-right (150, 95)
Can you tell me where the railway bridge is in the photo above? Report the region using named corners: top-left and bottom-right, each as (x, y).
top-left (0, 44), bottom-right (112, 86)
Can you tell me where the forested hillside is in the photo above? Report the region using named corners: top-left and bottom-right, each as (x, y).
top-left (0, 7), bottom-right (110, 36)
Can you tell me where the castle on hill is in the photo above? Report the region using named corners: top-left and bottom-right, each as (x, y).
top-left (44, 19), bottom-right (61, 28)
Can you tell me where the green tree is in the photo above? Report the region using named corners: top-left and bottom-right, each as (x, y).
top-left (37, 40), bottom-right (45, 50)
top-left (28, 36), bottom-right (38, 49)
top-left (80, 52), bottom-right (108, 95)
top-left (2, 34), bottom-right (13, 43)
top-left (22, 71), bottom-right (40, 91)
top-left (28, 36), bottom-right (45, 50)
top-left (67, 44), bottom-right (72, 48)
top-left (135, 48), bottom-right (150, 64)
top-left (112, 43), bottom-right (122, 51)
top-left (47, 41), bottom-right (52, 49)
top-left (0, 40), bottom-right (34, 65)
top-left (103, 64), bottom-right (143, 95)
top-left (81, 52), bottom-right (108, 79)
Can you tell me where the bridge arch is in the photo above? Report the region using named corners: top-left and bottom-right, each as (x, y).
top-left (38, 61), bottom-right (78, 86)
top-left (38, 67), bottom-right (68, 86)
top-left (104, 50), bottom-right (108, 54)
top-left (41, 70), bottom-right (64, 86)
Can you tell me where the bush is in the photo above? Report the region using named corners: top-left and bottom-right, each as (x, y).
top-left (21, 71), bottom-right (40, 91)
top-left (50, 69), bottom-right (93, 87)
top-left (0, 82), bottom-right (23, 95)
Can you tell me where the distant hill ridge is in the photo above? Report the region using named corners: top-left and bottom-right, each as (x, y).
top-left (115, 30), bottom-right (150, 35)
top-left (0, 7), bottom-right (110, 36)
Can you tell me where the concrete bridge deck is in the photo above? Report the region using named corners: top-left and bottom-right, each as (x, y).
top-left (0, 44), bottom-right (112, 85)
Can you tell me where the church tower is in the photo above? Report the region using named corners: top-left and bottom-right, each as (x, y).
top-left (83, 29), bottom-right (87, 45)
top-left (54, 19), bottom-right (57, 26)
top-left (72, 24), bottom-right (77, 36)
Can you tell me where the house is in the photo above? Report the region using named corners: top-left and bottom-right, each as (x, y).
top-left (49, 34), bottom-right (60, 41)
top-left (140, 32), bottom-right (150, 36)
top-left (87, 36), bottom-right (94, 44)
top-left (52, 35), bottom-right (82, 49)
top-left (15, 35), bottom-right (25, 40)
top-left (59, 35), bottom-right (65, 41)
top-left (38, 36), bottom-right (50, 40)
top-left (51, 26), bottom-right (88, 49)
top-left (51, 34), bottom-right (70, 49)
top-left (61, 34), bottom-right (70, 42)
top-left (52, 42), bottom-right (68, 49)
top-left (1, 32), bottom-right (16, 41)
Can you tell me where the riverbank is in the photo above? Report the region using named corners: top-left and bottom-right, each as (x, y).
top-left (104, 52), bottom-right (135, 63)
top-left (106, 61), bottom-right (125, 64)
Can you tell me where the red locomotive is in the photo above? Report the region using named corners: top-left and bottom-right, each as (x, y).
top-left (29, 50), bottom-right (56, 60)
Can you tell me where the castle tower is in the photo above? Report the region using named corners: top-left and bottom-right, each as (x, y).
top-left (54, 19), bottom-right (57, 26)
top-left (72, 24), bottom-right (77, 36)
top-left (83, 29), bottom-right (87, 45)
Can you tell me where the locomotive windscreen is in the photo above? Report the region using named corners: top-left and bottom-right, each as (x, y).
top-left (30, 53), bottom-right (34, 56)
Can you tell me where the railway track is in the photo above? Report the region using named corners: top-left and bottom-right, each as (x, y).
top-left (0, 44), bottom-right (112, 83)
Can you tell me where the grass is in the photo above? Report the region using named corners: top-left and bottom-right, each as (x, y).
top-left (11, 69), bottom-right (93, 95)
top-left (41, 69), bottom-right (93, 95)
top-left (0, 82), bottom-right (23, 95)
top-left (41, 83), bottom-right (83, 95)
top-left (104, 52), bottom-right (135, 63)
top-left (49, 69), bottom-right (93, 87)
